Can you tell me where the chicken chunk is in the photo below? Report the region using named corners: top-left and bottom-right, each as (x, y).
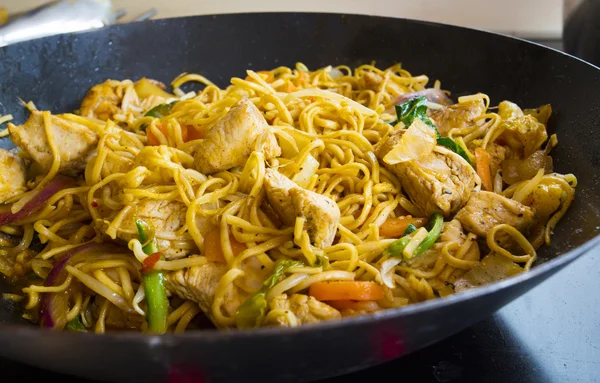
top-left (486, 142), bottom-right (508, 178)
top-left (79, 80), bottom-right (136, 121)
top-left (100, 199), bottom-right (190, 259)
top-left (264, 169), bottom-right (340, 248)
top-left (165, 261), bottom-right (246, 322)
top-left (0, 149), bottom-right (27, 203)
top-left (455, 191), bottom-right (535, 238)
top-left (264, 294), bottom-right (341, 326)
top-left (498, 115), bottom-right (548, 158)
top-left (428, 100), bottom-right (486, 136)
top-left (374, 131), bottom-right (477, 217)
top-left (193, 98), bottom-right (281, 174)
top-left (362, 72), bottom-right (383, 90)
top-left (8, 111), bottom-right (98, 174)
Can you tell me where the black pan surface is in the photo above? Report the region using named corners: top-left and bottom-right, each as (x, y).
top-left (0, 12), bottom-right (599, 383)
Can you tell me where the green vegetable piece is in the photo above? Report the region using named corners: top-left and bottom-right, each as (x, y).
top-left (66, 317), bottom-right (87, 332)
top-left (136, 218), bottom-right (168, 334)
top-left (144, 101), bottom-right (177, 118)
top-left (437, 137), bottom-right (473, 166)
top-left (394, 96), bottom-right (436, 130)
top-left (403, 224), bottom-right (418, 236)
top-left (135, 219), bottom-right (159, 255)
top-left (234, 292), bottom-right (268, 329)
top-left (413, 213), bottom-right (444, 258)
top-left (235, 259), bottom-right (304, 329)
top-left (383, 236), bottom-right (412, 258)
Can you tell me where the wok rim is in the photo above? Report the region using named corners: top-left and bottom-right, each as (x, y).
top-left (0, 11), bottom-right (599, 343)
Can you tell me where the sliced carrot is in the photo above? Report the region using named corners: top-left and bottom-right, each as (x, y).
top-left (475, 147), bottom-right (493, 191)
top-left (309, 281), bottom-right (385, 301)
top-left (146, 123), bottom-right (168, 146)
top-left (326, 300), bottom-right (380, 312)
top-left (203, 229), bottom-right (246, 263)
top-left (380, 216), bottom-right (428, 238)
top-left (141, 252), bottom-right (163, 274)
top-left (185, 125), bottom-right (207, 141)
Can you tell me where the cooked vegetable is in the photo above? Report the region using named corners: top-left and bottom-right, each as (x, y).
top-left (403, 224), bottom-right (418, 236)
top-left (40, 242), bottom-right (116, 330)
top-left (144, 102), bottom-right (177, 118)
top-left (379, 216), bottom-right (428, 238)
top-left (308, 281), bottom-right (385, 301)
top-left (502, 150), bottom-right (552, 185)
top-left (394, 96), bottom-right (436, 129)
top-left (524, 104), bottom-right (552, 125)
top-left (413, 213), bottom-right (444, 258)
top-left (0, 176), bottom-right (73, 227)
top-left (135, 78), bottom-right (174, 99)
top-left (393, 97), bottom-right (473, 164)
top-left (383, 118), bottom-right (437, 164)
top-left (136, 219), bottom-right (169, 334)
top-left (203, 228), bottom-right (246, 263)
top-left (66, 317), bottom-right (87, 332)
top-left (235, 259), bottom-right (304, 329)
top-left (475, 148), bottom-right (493, 191)
top-left (454, 253), bottom-right (524, 293)
top-left (383, 213), bottom-right (443, 260)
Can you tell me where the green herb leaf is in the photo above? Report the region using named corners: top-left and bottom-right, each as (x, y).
top-left (394, 96), bottom-right (436, 130)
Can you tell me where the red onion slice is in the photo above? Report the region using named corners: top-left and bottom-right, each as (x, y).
top-left (0, 176), bottom-right (74, 227)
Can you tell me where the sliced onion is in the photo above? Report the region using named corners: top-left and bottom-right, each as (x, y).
top-left (380, 258), bottom-right (402, 288)
top-left (392, 89), bottom-right (453, 108)
top-left (40, 241), bottom-right (123, 329)
top-left (0, 176), bottom-right (74, 227)
top-left (329, 67), bottom-right (344, 80)
top-left (383, 119), bottom-right (437, 165)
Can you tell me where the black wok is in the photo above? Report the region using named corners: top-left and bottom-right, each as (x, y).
top-left (0, 12), bottom-right (599, 383)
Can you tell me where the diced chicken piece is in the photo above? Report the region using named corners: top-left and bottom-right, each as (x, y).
top-left (486, 142), bottom-right (507, 178)
top-left (498, 115), bottom-right (548, 158)
top-left (428, 100), bottom-right (486, 136)
top-left (455, 191), bottom-right (535, 238)
top-left (8, 111), bottom-right (98, 174)
top-left (264, 294), bottom-right (341, 326)
top-left (101, 199), bottom-right (190, 259)
top-left (193, 98), bottom-right (281, 174)
top-left (0, 149), bottom-right (27, 203)
top-left (264, 169), bottom-right (340, 248)
top-left (362, 72), bottom-right (383, 90)
top-left (79, 80), bottom-right (137, 121)
top-left (374, 130), bottom-right (477, 217)
top-left (165, 261), bottom-right (246, 321)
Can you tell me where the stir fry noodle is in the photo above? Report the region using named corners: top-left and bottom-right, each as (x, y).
top-left (0, 63), bottom-right (575, 333)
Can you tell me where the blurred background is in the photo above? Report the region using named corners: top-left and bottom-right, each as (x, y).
top-left (0, 0), bottom-right (595, 60)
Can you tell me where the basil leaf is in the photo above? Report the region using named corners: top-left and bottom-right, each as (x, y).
top-left (394, 96), bottom-right (436, 130)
